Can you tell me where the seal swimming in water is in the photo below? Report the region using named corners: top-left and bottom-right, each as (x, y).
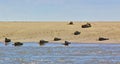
top-left (13, 42), bottom-right (23, 46)
top-left (4, 38), bottom-right (11, 45)
top-left (5, 38), bottom-right (11, 42)
top-left (63, 41), bottom-right (71, 46)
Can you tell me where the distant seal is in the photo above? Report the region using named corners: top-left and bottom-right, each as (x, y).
top-left (39, 40), bottom-right (48, 45)
top-left (74, 31), bottom-right (81, 35)
top-left (63, 41), bottom-right (71, 46)
top-left (69, 21), bottom-right (74, 25)
top-left (54, 37), bottom-right (61, 41)
top-left (82, 23), bottom-right (91, 28)
top-left (4, 38), bottom-right (11, 45)
top-left (98, 37), bottom-right (109, 41)
top-left (5, 38), bottom-right (11, 42)
top-left (13, 42), bottom-right (23, 46)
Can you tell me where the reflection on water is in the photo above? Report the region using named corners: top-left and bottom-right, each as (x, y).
top-left (0, 42), bottom-right (120, 64)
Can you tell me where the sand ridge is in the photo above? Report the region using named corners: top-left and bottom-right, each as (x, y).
top-left (0, 22), bottom-right (120, 43)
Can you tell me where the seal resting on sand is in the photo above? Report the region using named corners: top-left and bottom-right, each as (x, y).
top-left (54, 37), bottom-right (61, 41)
top-left (74, 31), bottom-right (81, 35)
top-left (98, 37), bottom-right (109, 41)
top-left (82, 23), bottom-right (91, 28)
top-left (39, 40), bottom-right (48, 45)
top-left (69, 21), bottom-right (74, 25)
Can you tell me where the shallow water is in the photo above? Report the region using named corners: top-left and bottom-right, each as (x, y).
top-left (0, 42), bottom-right (120, 64)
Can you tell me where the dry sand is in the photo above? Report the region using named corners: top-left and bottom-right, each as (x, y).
top-left (0, 22), bottom-right (120, 43)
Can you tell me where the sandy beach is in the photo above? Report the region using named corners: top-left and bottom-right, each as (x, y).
top-left (0, 22), bottom-right (120, 43)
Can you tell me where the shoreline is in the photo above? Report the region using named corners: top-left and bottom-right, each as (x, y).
top-left (0, 22), bottom-right (120, 44)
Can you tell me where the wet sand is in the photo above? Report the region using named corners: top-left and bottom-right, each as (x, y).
top-left (0, 22), bottom-right (120, 43)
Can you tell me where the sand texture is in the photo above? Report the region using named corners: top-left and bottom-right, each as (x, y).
top-left (0, 22), bottom-right (120, 43)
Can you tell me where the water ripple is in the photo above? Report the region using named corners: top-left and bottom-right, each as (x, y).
top-left (0, 43), bottom-right (120, 64)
